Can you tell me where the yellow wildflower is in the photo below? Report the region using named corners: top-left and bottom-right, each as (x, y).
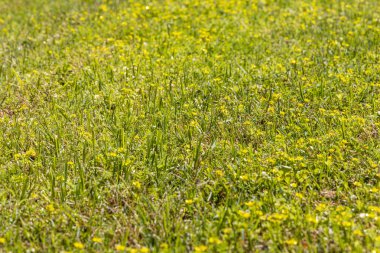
top-left (115, 244), bottom-right (126, 251)
top-left (238, 210), bottom-right (251, 218)
top-left (194, 245), bottom-right (208, 252)
top-left (132, 181), bottom-right (141, 189)
top-left (73, 242), bottom-right (84, 249)
top-left (215, 170), bottom-right (224, 177)
top-left (245, 201), bottom-right (255, 207)
top-left (285, 239), bottom-right (297, 245)
top-left (239, 174), bottom-right (249, 181)
top-left (208, 237), bottom-right (222, 244)
top-left (160, 243), bottom-right (169, 249)
top-left (92, 237), bottom-right (103, 243)
top-left (46, 204), bottom-right (55, 212)
top-left (353, 230), bottom-right (363, 236)
top-left (140, 247), bottom-right (149, 253)
top-left (25, 148), bottom-right (37, 159)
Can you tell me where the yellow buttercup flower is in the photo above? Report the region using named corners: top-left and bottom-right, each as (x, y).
top-left (238, 210), bottom-right (251, 218)
top-left (46, 204), bottom-right (55, 212)
top-left (73, 242), bottom-right (84, 249)
top-left (208, 237), bottom-right (222, 244)
top-left (140, 247), bottom-right (150, 253)
top-left (115, 244), bottom-right (126, 251)
top-left (92, 237), bottom-right (103, 243)
top-left (245, 201), bottom-right (255, 207)
top-left (132, 181), bottom-right (141, 189)
top-left (194, 245), bottom-right (208, 252)
top-left (285, 239), bottom-right (297, 245)
top-left (160, 243), bottom-right (169, 249)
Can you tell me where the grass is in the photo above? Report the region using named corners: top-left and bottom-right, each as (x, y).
top-left (0, 0), bottom-right (380, 252)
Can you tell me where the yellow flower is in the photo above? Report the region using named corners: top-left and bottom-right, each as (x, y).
top-left (208, 237), bottom-right (222, 244)
top-left (341, 221), bottom-right (352, 227)
top-left (73, 242), bottom-right (84, 249)
top-left (267, 213), bottom-right (288, 223)
top-left (306, 214), bottom-right (318, 224)
top-left (140, 247), bottom-right (149, 253)
top-left (316, 203), bottom-right (327, 212)
top-left (99, 4), bottom-right (108, 12)
top-left (369, 206), bottom-right (380, 213)
top-left (132, 181), bottom-right (141, 189)
top-left (238, 210), bottom-right (251, 218)
top-left (285, 239), bottom-right (297, 245)
top-left (117, 148), bottom-right (125, 153)
top-left (353, 229), bottom-right (363, 236)
top-left (245, 201), bottom-right (255, 207)
top-left (25, 148), bottom-right (37, 159)
top-left (189, 120), bottom-right (198, 127)
top-left (185, 199), bottom-right (194, 205)
top-left (0, 237), bottom-right (5, 244)
top-left (124, 159), bottom-right (132, 166)
top-left (222, 228), bottom-right (232, 234)
top-left (239, 174), bottom-right (249, 181)
top-left (92, 237), bottom-right (103, 243)
top-left (160, 243), bottom-right (169, 249)
top-left (194, 245), bottom-right (208, 252)
top-left (215, 170), bottom-right (224, 177)
top-left (46, 204), bottom-right (55, 212)
top-left (107, 152), bottom-right (117, 157)
top-left (115, 244), bottom-right (126, 251)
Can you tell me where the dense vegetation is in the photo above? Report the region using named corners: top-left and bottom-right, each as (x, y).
top-left (1, 0), bottom-right (380, 252)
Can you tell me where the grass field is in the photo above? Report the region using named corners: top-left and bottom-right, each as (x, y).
top-left (1, 0), bottom-right (380, 252)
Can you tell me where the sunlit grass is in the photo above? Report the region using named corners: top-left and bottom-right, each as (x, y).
top-left (0, 0), bottom-right (380, 252)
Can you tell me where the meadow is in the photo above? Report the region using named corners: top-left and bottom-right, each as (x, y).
top-left (0, 0), bottom-right (380, 252)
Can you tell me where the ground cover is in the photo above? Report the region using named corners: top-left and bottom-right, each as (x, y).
top-left (0, 0), bottom-right (380, 252)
